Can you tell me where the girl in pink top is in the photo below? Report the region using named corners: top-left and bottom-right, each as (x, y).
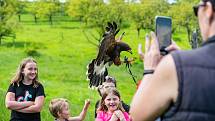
top-left (96, 89), bottom-right (131, 121)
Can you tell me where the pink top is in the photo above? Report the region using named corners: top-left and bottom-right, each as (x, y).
top-left (96, 111), bottom-right (130, 121)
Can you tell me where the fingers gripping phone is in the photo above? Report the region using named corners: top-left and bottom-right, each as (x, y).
top-left (155, 16), bottom-right (172, 55)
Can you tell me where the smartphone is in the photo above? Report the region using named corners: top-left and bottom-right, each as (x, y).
top-left (155, 16), bottom-right (172, 55)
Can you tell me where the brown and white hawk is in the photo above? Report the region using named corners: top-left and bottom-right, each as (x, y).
top-left (86, 22), bottom-right (132, 88)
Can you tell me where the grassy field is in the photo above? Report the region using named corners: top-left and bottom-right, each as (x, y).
top-left (0, 14), bottom-right (191, 121)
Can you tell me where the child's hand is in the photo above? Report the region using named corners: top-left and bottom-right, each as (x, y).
top-left (114, 110), bottom-right (126, 121)
top-left (84, 99), bottom-right (90, 110)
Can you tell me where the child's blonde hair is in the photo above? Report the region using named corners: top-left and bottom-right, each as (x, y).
top-left (98, 88), bottom-right (125, 112)
top-left (49, 98), bottom-right (69, 118)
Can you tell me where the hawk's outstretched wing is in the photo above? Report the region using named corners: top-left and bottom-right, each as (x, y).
top-left (96, 22), bottom-right (119, 65)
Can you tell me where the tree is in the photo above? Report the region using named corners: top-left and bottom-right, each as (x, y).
top-left (25, 1), bottom-right (40, 23)
top-left (86, 0), bottom-right (130, 37)
top-left (17, 0), bottom-right (27, 22)
top-left (66, 0), bottom-right (91, 23)
top-left (140, 0), bottom-right (169, 30)
top-left (107, 0), bottom-right (128, 26)
top-left (25, 0), bottom-right (59, 24)
top-left (36, 0), bottom-right (60, 25)
top-left (129, 3), bottom-right (145, 37)
top-left (167, 1), bottom-right (197, 42)
top-left (84, 0), bottom-right (107, 39)
top-left (0, 0), bottom-right (18, 45)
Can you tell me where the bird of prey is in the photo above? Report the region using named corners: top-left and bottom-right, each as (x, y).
top-left (86, 22), bottom-right (132, 88)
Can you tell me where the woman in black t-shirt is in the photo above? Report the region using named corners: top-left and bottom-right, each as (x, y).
top-left (5, 57), bottom-right (45, 121)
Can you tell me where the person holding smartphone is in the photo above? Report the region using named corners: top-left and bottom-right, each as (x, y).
top-left (130, 0), bottom-right (215, 121)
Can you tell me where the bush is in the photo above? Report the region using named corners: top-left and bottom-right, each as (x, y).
top-left (25, 48), bottom-right (40, 57)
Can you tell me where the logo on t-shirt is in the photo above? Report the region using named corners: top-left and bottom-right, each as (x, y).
top-left (17, 91), bottom-right (32, 102)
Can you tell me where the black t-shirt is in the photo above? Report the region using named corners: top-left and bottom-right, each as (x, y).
top-left (7, 81), bottom-right (45, 121)
top-left (94, 100), bottom-right (130, 118)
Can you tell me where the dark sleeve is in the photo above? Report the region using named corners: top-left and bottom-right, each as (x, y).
top-left (7, 84), bottom-right (16, 93)
top-left (36, 84), bottom-right (45, 97)
top-left (121, 101), bottom-right (130, 113)
top-left (95, 100), bottom-right (100, 118)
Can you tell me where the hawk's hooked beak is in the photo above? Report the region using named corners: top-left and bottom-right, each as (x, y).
top-left (128, 50), bottom-right (132, 54)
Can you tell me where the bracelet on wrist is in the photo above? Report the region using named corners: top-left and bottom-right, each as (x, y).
top-left (143, 69), bottom-right (154, 75)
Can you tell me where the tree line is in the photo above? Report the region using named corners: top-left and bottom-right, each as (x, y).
top-left (0, 0), bottom-right (200, 45)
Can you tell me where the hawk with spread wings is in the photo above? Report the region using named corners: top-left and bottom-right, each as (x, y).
top-left (86, 22), bottom-right (132, 88)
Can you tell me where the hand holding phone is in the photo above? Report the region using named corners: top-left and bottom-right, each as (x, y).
top-left (155, 16), bottom-right (172, 55)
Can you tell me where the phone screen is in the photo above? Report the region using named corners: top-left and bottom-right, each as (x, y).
top-left (155, 16), bottom-right (172, 54)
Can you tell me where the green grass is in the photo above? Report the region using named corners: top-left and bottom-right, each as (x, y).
top-left (0, 14), bottom-right (191, 121)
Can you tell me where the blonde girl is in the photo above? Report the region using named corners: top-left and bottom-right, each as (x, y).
top-left (5, 57), bottom-right (45, 121)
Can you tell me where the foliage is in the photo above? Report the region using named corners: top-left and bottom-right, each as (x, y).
top-left (0, 0), bottom-right (18, 45)
top-left (128, 0), bottom-right (170, 36)
top-left (38, 0), bottom-right (60, 24)
top-left (65, 0), bottom-right (201, 41)
top-left (25, 0), bottom-right (60, 24)
top-left (67, 0), bottom-right (130, 37)
top-left (140, 0), bottom-right (169, 30)
top-left (25, 48), bottom-right (40, 57)
top-left (129, 3), bottom-right (145, 36)
top-left (66, 0), bottom-right (91, 23)
top-left (86, 0), bottom-right (108, 35)
top-left (25, 1), bottom-right (40, 23)
top-left (167, 0), bottom-right (197, 42)
top-left (16, 1), bottom-right (27, 22)
top-left (107, 0), bottom-right (129, 26)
